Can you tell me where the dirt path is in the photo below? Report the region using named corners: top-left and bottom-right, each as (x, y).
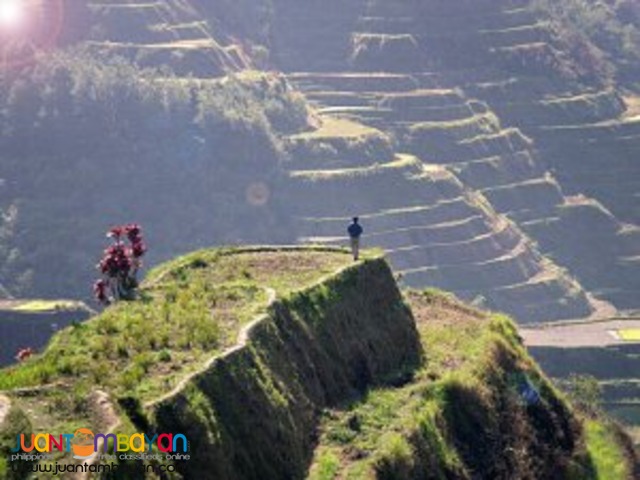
top-left (78, 391), bottom-right (120, 480)
top-left (143, 259), bottom-right (360, 410)
top-left (520, 319), bottom-right (640, 348)
top-left (143, 287), bottom-right (277, 410)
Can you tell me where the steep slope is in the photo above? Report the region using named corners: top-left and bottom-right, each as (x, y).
top-left (308, 291), bottom-right (637, 479)
top-left (395, 0), bottom-right (640, 308)
top-left (0, 247), bottom-right (635, 479)
top-left (268, 0), bottom-right (640, 315)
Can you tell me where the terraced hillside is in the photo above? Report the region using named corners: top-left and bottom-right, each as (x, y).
top-left (0, 247), bottom-right (635, 479)
top-left (1, 0), bottom-right (637, 324)
top-left (283, 117), bottom-right (594, 323)
top-left (522, 318), bottom-right (640, 448)
top-left (84, 0), bottom-right (250, 75)
top-left (269, 0), bottom-right (640, 317)
top-left (392, 0), bottom-right (640, 309)
top-left (418, 0), bottom-right (640, 308)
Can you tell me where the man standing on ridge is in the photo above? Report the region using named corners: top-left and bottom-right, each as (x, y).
top-left (348, 217), bottom-right (363, 261)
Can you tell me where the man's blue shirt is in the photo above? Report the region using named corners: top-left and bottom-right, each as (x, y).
top-left (348, 223), bottom-right (363, 238)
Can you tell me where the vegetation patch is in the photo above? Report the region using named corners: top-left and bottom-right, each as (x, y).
top-left (306, 290), bottom-right (634, 479)
top-left (0, 51), bottom-right (312, 299)
top-left (532, 0), bottom-right (640, 82)
top-left (9, 300), bottom-right (85, 313)
top-left (0, 247), bottom-right (353, 402)
top-left (583, 419), bottom-right (632, 480)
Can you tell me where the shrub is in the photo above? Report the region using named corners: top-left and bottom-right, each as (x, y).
top-left (565, 373), bottom-right (602, 415)
top-left (93, 224), bottom-right (147, 304)
top-left (374, 432), bottom-right (415, 479)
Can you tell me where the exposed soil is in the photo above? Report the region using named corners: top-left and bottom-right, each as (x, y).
top-left (407, 290), bottom-right (485, 328)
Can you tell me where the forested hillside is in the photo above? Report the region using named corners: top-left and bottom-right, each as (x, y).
top-left (0, 51), bottom-right (308, 297)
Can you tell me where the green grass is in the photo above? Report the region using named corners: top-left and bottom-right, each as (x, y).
top-left (584, 420), bottom-right (631, 480)
top-left (307, 292), bottom-right (499, 478)
top-left (307, 291), bottom-right (632, 479)
top-left (0, 247), bottom-right (356, 402)
top-left (1, 250), bottom-right (633, 478)
top-left (1, 246), bottom-right (366, 476)
top-left (373, 432), bottom-right (414, 477)
top-left (307, 450), bottom-right (341, 480)
top-left (10, 300), bottom-right (84, 313)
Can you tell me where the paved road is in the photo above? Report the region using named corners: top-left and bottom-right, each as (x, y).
top-left (520, 320), bottom-right (640, 348)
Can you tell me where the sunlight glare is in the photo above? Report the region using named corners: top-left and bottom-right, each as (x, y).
top-left (0, 0), bottom-right (25, 29)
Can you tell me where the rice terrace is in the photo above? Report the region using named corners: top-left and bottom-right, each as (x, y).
top-left (0, 0), bottom-right (639, 478)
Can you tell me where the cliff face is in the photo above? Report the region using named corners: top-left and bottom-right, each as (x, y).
top-left (308, 291), bottom-right (609, 479)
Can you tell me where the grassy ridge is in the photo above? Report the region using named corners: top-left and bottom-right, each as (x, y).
top-left (307, 290), bottom-right (636, 479)
top-left (0, 247), bottom-right (354, 400)
top-left (0, 248), bottom-right (635, 479)
top-left (148, 251), bottom-right (422, 479)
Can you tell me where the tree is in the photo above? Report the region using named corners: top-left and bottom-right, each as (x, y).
top-left (566, 373), bottom-right (602, 415)
top-left (93, 224), bottom-right (146, 305)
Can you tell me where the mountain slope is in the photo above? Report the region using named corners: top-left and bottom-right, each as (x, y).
top-left (309, 290), bottom-right (636, 479)
top-left (0, 54), bottom-right (309, 298)
top-left (267, 0), bottom-right (640, 315)
top-left (0, 247), bottom-right (636, 479)
top-left (0, 0), bottom-right (638, 322)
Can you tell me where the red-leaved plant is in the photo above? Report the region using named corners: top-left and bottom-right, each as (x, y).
top-left (93, 224), bottom-right (147, 305)
top-left (15, 347), bottom-right (34, 362)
